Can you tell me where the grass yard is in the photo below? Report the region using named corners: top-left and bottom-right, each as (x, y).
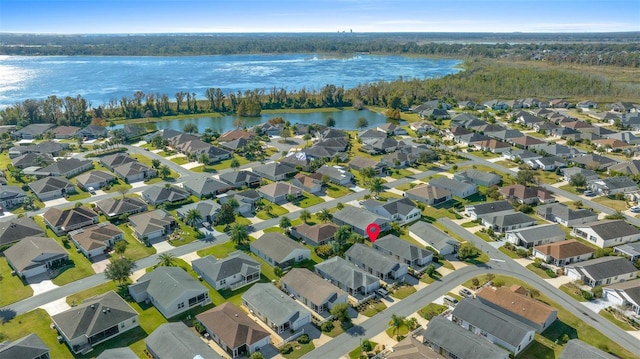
top-left (282, 342), bottom-right (316, 359)
top-left (461, 221), bottom-right (479, 228)
top-left (559, 184), bottom-right (582, 195)
top-left (475, 230), bottom-right (494, 242)
top-left (66, 187), bottom-right (92, 201)
top-left (389, 168), bottom-right (416, 179)
top-left (102, 179), bottom-right (132, 194)
top-left (467, 151), bottom-right (502, 159)
top-left (197, 240), bottom-right (242, 258)
top-left (421, 270), bottom-right (442, 284)
top-left (116, 224), bottom-right (157, 261)
top-left (33, 216), bottom-right (95, 286)
top-left (391, 285), bottom-right (417, 299)
top-left (212, 216), bottom-right (251, 232)
top-left (559, 283), bottom-right (588, 302)
top-left (418, 303), bottom-right (447, 320)
top-left (598, 309), bottom-right (637, 331)
top-left (394, 182), bottom-right (424, 191)
top-left (361, 301), bottom-right (387, 317)
top-left (191, 155), bottom-right (250, 172)
top-left (421, 206), bottom-right (461, 222)
top-left (297, 192), bottom-right (325, 208)
top-left (385, 324), bottom-right (410, 340)
top-left (325, 183), bottom-right (352, 198)
top-left (170, 156), bottom-right (189, 165)
top-left (256, 200), bottom-right (289, 220)
top-left (499, 246), bottom-right (521, 259)
top-left (323, 320), bottom-right (353, 338)
top-left (592, 196), bottom-right (629, 211)
top-left (0, 257), bottom-right (34, 307)
top-left (348, 340), bottom-right (379, 359)
top-left (526, 263), bottom-right (555, 279)
top-left (0, 309), bottom-right (74, 358)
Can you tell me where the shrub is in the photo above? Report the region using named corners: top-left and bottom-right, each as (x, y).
top-left (545, 269), bottom-right (558, 278)
top-left (297, 334), bottom-right (310, 344)
top-left (493, 279), bottom-right (505, 287)
top-left (581, 290), bottom-right (593, 300)
top-left (361, 339), bottom-right (373, 352)
top-left (516, 249), bottom-right (529, 258)
top-left (320, 321), bottom-right (334, 332)
top-left (279, 344), bottom-right (293, 354)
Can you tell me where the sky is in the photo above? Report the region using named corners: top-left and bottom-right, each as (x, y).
top-left (1, 0), bottom-right (639, 34)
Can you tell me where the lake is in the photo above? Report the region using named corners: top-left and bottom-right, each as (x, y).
top-left (0, 54), bottom-right (462, 108)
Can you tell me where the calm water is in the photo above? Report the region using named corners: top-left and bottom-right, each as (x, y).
top-left (0, 54), bottom-right (462, 107)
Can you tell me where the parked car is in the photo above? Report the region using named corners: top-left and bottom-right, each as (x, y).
top-left (459, 288), bottom-right (474, 298)
top-left (630, 206), bottom-right (640, 213)
top-left (583, 190), bottom-right (595, 196)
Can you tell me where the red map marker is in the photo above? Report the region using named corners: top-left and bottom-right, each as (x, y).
top-left (366, 223), bottom-right (381, 243)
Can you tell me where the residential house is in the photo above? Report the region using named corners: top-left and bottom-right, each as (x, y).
top-left (592, 138), bottom-right (632, 152)
top-left (474, 139), bottom-right (512, 153)
top-left (51, 125), bottom-right (80, 139)
top-left (333, 206), bottom-right (390, 236)
top-left (457, 132), bottom-right (490, 146)
top-left (77, 125), bottom-right (108, 139)
top-left (28, 176), bottom-right (76, 201)
top-left (527, 156), bottom-right (567, 171)
top-left (196, 303), bottom-right (270, 358)
top-left (52, 291), bottom-right (138, 354)
top-left (409, 121), bottom-right (437, 134)
top-left (454, 169), bottom-right (502, 187)
top-left (373, 234), bottom-right (433, 270)
top-left (444, 126), bottom-right (472, 142)
top-left (499, 184), bottom-right (555, 204)
top-left (559, 339), bottom-right (617, 359)
top-left (0, 185), bottom-right (28, 209)
top-left (516, 112), bottom-right (543, 128)
top-left (533, 240), bottom-right (595, 266)
top-left (257, 182), bottom-right (302, 204)
top-left (511, 136), bottom-right (547, 150)
top-left (182, 176), bottom-right (233, 198)
top-left (218, 170), bottom-right (261, 189)
top-left (13, 124), bottom-right (56, 139)
top-left (451, 113), bottom-right (485, 128)
top-left (604, 131), bottom-right (640, 145)
top-left (506, 224), bottom-right (565, 248)
top-left (361, 197), bottom-right (421, 225)
top-left (290, 223), bottom-right (338, 246)
top-left (145, 322), bottom-right (221, 359)
top-left (536, 203), bottom-right (599, 227)
top-left (290, 173), bottom-right (323, 194)
top-left (128, 209), bottom-right (176, 241)
top-left (502, 149), bottom-right (542, 163)
top-left (43, 205), bottom-right (98, 236)
top-left (566, 256), bottom-right (638, 287)
top-left (345, 244), bottom-right (408, 282)
top-left (610, 101), bottom-right (639, 113)
top-left (483, 212), bottom-right (538, 233)
top-left (359, 128), bottom-right (386, 141)
top-left (419, 108), bottom-right (450, 120)
top-left (250, 232), bottom-right (310, 269)
top-left (614, 242), bottom-right (640, 262)
top-left (577, 100), bottom-right (598, 109)
top-left (37, 158), bottom-right (93, 178)
top-left (572, 220), bottom-right (640, 248)
top-left (476, 285), bottom-right (558, 333)
top-left (465, 200), bottom-right (514, 220)
top-left (588, 176), bottom-right (638, 196)
top-left (217, 189), bottom-right (260, 215)
top-left (422, 317), bottom-right (510, 359)
top-left (252, 162), bottom-right (297, 181)
top-left (314, 256), bottom-right (380, 296)
top-left (218, 129), bottom-right (255, 143)
top-left (4, 236), bottom-right (68, 279)
top-left (175, 200), bottom-right (220, 226)
top-left (11, 152), bottom-right (53, 169)
top-left (451, 299), bottom-right (535, 355)
top-left (429, 177), bottom-right (477, 198)
top-left (141, 184), bottom-right (190, 206)
top-left (99, 154), bottom-right (136, 171)
top-left (609, 159), bottom-right (640, 176)
top-left (404, 184), bottom-right (452, 206)
top-left (0, 333), bottom-right (50, 359)
top-left (376, 123), bottom-right (407, 135)
top-left (75, 170), bottom-right (116, 191)
top-left (381, 151), bottom-right (414, 168)
top-left (602, 280), bottom-right (640, 316)
top-left (95, 348), bottom-right (137, 359)
top-left (561, 167), bottom-right (599, 182)
top-left (128, 267), bottom-right (210, 318)
top-left (113, 161), bottom-right (156, 183)
top-left (486, 129), bottom-right (525, 142)
top-left (242, 283), bottom-right (312, 333)
top-left (69, 223), bottom-right (124, 259)
top-left (281, 268), bottom-right (348, 314)
top-left (95, 196), bottom-right (148, 219)
top-left (0, 216), bottom-right (45, 248)
top-left (8, 141), bottom-right (68, 159)
top-left (571, 153), bottom-right (619, 170)
top-left (408, 221), bottom-right (459, 255)
top-left (483, 99), bottom-right (509, 111)
top-left (315, 165), bottom-right (353, 185)
top-left (348, 156), bottom-right (388, 174)
top-left (192, 251), bottom-right (260, 291)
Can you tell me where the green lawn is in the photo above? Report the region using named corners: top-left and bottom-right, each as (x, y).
top-left (421, 206), bottom-right (461, 222)
top-left (158, 150), bottom-right (176, 157)
top-left (348, 341), bottom-right (379, 359)
top-left (394, 182), bottom-right (424, 191)
top-left (474, 230), bottom-right (494, 242)
top-left (323, 320), bottom-right (353, 338)
top-left (0, 257), bottom-right (34, 307)
top-left (170, 156), bottom-right (189, 165)
top-left (66, 186), bottom-right (92, 201)
top-left (361, 301), bottom-right (387, 317)
top-left (559, 184), bottom-right (582, 195)
top-left (559, 283), bottom-right (588, 302)
top-left (191, 155), bottom-right (250, 172)
top-left (33, 216), bottom-right (96, 286)
top-left (526, 263), bottom-right (555, 279)
top-left (116, 224), bottom-right (156, 261)
top-left (385, 324), bottom-right (410, 340)
top-left (391, 285), bottom-right (417, 299)
top-left (325, 183), bottom-right (353, 198)
top-left (131, 154), bottom-right (180, 181)
top-left (256, 200), bottom-right (289, 220)
top-left (598, 309), bottom-right (636, 331)
top-left (0, 309), bottom-right (74, 358)
top-left (461, 221), bottom-right (479, 228)
top-left (282, 342), bottom-right (316, 359)
top-left (592, 196), bottom-right (629, 211)
top-left (197, 240), bottom-right (241, 258)
top-left (297, 192), bottom-right (325, 208)
top-left (467, 151), bottom-right (503, 159)
top-left (499, 246), bottom-right (520, 259)
top-left (389, 169), bottom-right (416, 179)
top-left (418, 303), bottom-right (447, 320)
top-left (102, 178), bottom-right (133, 194)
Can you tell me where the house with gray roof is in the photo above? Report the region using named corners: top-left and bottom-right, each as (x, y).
top-left (290, 222), bottom-right (338, 246)
top-left (429, 177), bottom-right (477, 198)
top-left (614, 241), bottom-right (640, 262)
top-left (333, 206), bottom-right (390, 236)
top-left (77, 125), bottom-right (108, 140)
top-left (483, 212), bottom-right (537, 233)
top-left (566, 256), bottom-right (638, 287)
top-left (408, 221), bottom-right (458, 255)
top-left (572, 219), bottom-right (640, 248)
top-left (465, 200), bottom-right (514, 220)
top-left (175, 199), bottom-right (220, 226)
top-left (373, 234), bottom-right (433, 271)
top-left (9, 141), bottom-right (69, 158)
top-left (11, 152), bottom-right (53, 169)
top-left (13, 123), bottom-right (56, 139)
top-left (99, 153), bottom-right (136, 171)
top-left (404, 184), bottom-right (452, 206)
top-left (95, 196), bottom-right (148, 219)
top-left (252, 162), bottom-right (297, 181)
top-left (0, 333), bottom-right (50, 359)
top-left (218, 170), bottom-right (262, 188)
top-left (348, 156), bottom-right (388, 174)
top-left (506, 224), bottom-right (565, 249)
top-left (314, 256), bottom-right (380, 297)
top-left (452, 299), bottom-right (535, 355)
top-left (571, 153), bottom-right (619, 170)
top-left (28, 176), bottom-right (76, 201)
top-left (536, 202), bottom-right (598, 228)
top-left (95, 347), bottom-right (137, 359)
top-left (192, 251), bottom-right (260, 291)
top-left (315, 164), bottom-right (353, 186)
top-left (141, 184), bottom-right (190, 206)
top-left (242, 283), bottom-right (312, 333)
top-left (561, 167), bottom-right (599, 183)
top-left (361, 197), bottom-right (421, 225)
top-left (113, 161), bottom-right (156, 183)
top-left (129, 266), bottom-right (210, 318)
top-left (453, 169), bottom-right (501, 187)
top-left (588, 176), bottom-right (638, 196)
top-left (346, 243), bottom-right (408, 282)
top-left (0, 185), bottom-right (28, 209)
top-left (145, 322), bottom-right (222, 359)
top-left (128, 209), bottom-right (176, 240)
top-left (37, 158), bottom-right (93, 178)
top-left (43, 205), bottom-right (98, 235)
top-left (608, 159), bottom-right (640, 175)
top-left (502, 149), bottom-right (542, 162)
top-left (559, 339), bottom-right (617, 359)
top-left (182, 176), bottom-right (234, 198)
top-left (52, 291), bottom-right (138, 354)
top-left (281, 268), bottom-right (348, 314)
top-left (257, 181), bottom-right (302, 204)
top-left (422, 317), bottom-right (509, 359)
top-left (5, 236), bottom-right (68, 279)
top-left (75, 170), bottom-right (116, 191)
top-left (217, 189), bottom-right (260, 215)
top-left (603, 280), bottom-right (640, 316)
top-left (250, 232), bottom-right (310, 269)
top-left (0, 216), bottom-right (45, 247)
top-left (69, 223), bottom-right (124, 259)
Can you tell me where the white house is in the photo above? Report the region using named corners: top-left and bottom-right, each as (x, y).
top-left (571, 220), bottom-right (640, 248)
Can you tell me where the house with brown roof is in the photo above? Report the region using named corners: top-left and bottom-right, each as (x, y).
top-left (128, 209), bottom-right (176, 241)
top-left (533, 239), bottom-right (595, 266)
top-left (476, 285), bottom-right (557, 333)
top-left (290, 173), bottom-right (323, 194)
top-left (51, 125), bottom-right (80, 139)
top-left (290, 222), bottom-right (338, 246)
top-left (217, 129), bottom-right (255, 143)
top-left (69, 223), bottom-right (124, 259)
top-left (43, 205), bottom-right (98, 236)
top-left (250, 232), bottom-right (310, 269)
top-left (404, 184), bottom-right (452, 206)
top-left (281, 268), bottom-right (348, 314)
top-left (474, 138), bottom-right (511, 153)
top-left (196, 303), bottom-right (270, 358)
top-left (592, 138), bottom-right (632, 152)
top-left (257, 182), bottom-right (302, 204)
top-left (499, 184), bottom-right (555, 205)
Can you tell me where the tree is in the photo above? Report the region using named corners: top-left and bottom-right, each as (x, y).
top-left (330, 303), bottom-right (350, 323)
top-left (425, 264), bottom-right (436, 277)
top-left (113, 240), bottom-right (128, 258)
top-left (299, 209), bottom-right (311, 224)
top-left (185, 208), bottom-right (203, 228)
top-left (279, 216), bottom-right (292, 232)
top-left (369, 177), bottom-right (385, 197)
top-left (160, 165), bottom-right (171, 179)
top-left (355, 117), bottom-right (369, 129)
top-left (360, 167), bottom-right (376, 185)
top-left (515, 169), bottom-right (536, 185)
top-left (569, 173), bottom-right (587, 188)
top-left (262, 202), bottom-right (273, 216)
top-left (418, 150), bottom-right (438, 164)
top-left (230, 157), bottom-right (240, 171)
top-left (605, 211), bottom-right (625, 220)
top-left (389, 314), bottom-right (406, 339)
top-left (485, 273), bottom-right (495, 283)
top-left (528, 288), bottom-right (541, 299)
top-left (230, 223), bottom-right (249, 246)
top-left (458, 242), bottom-right (480, 261)
top-left (183, 123), bottom-right (198, 134)
top-left (280, 126), bottom-right (292, 141)
top-left (198, 152), bottom-right (210, 165)
top-left (334, 225), bottom-right (351, 244)
top-left (250, 353), bottom-right (265, 359)
top-left (217, 203), bottom-right (236, 225)
top-left (325, 117), bottom-right (336, 127)
top-left (156, 253), bottom-right (177, 267)
top-left (117, 187), bottom-right (128, 199)
top-left (151, 159), bottom-right (161, 169)
top-left (104, 257), bottom-right (135, 285)
top-left (317, 208), bottom-right (333, 223)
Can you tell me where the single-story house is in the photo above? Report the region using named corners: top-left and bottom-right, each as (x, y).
top-left (252, 162), bottom-right (297, 181)
top-left (345, 244), bottom-right (408, 282)
top-left (141, 184), bottom-right (190, 206)
top-left (11, 152), bottom-right (54, 169)
top-left (182, 177), bottom-right (234, 199)
top-left (4, 236), bottom-right (68, 279)
top-left (602, 280), bottom-right (640, 316)
top-left (69, 223), bottom-right (124, 259)
top-left (43, 205), bottom-right (99, 236)
top-left (315, 165), bottom-right (353, 186)
top-left (113, 162), bottom-right (156, 183)
top-left (217, 189), bottom-right (260, 215)
top-left (95, 196), bottom-right (148, 219)
top-left (483, 212), bottom-right (538, 233)
top-left (608, 159), bottom-right (640, 176)
top-left (0, 333), bottom-right (50, 359)
top-left (0, 216), bottom-right (45, 248)
top-left (566, 256), bottom-right (638, 287)
top-left (333, 206), bottom-right (390, 236)
top-left (536, 203), bottom-right (598, 227)
top-left (561, 167), bottom-right (599, 183)
top-left (256, 182), bottom-right (302, 204)
top-left (52, 291), bottom-right (138, 354)
top-left (175, 199), bottom-right (220, 226)
top-left (128, 209), bottom-right (176, 241)
top-left (453, 169), bottom-right (502, 187)
top-left (559, 340), bottom-right (618, 359)
top-left (77, 125), bottom-right (108, 139)
top-left (499, 184), bottom-right (555, 204)
top-left (422, 317), bottom-right (509, 359)
top-left (314, 256), bottom-right (380, 297)
top-left (428, 177), bottom-right (477, 199)
top-left (242, 283), bottom-right (312, 333)
top-left (361, 197), bottom-right (421, 225)
top-left (145, 322), bottom-right (222, 359)
top-left (99, 153), bottom-right (136, 171)
top-left (281, 268), bottom-right (348, 314)
top-left (505, 224), bottom-right (565, 248)
top-left (571, 153), bottom-right (619, 170)
top-left (533, 239), bottom-right (595, 267)
top-left (218, 170), bottom-right (261, 189)
top-left (614, 242), bottom-right (640, 262)
top-left (13, 123), bottom-right (56, 139)
top-left (290, 222), bottom-right (338, 246)
top-left (51, 125), bottom-right (80, 139)
top-left (373, 234), bottom-right (433, 271)
top-left (290, 173), bottom-right (323, 194)
top-left (588, 176), bottom-right (638, 196)
top-left (196, 303), bottom-right (270, 358)
top-left (571, 220), bottom-right (640, 248)
top-left (129, 266), bottom-right (211, 318)
top-left (250, 232), bottom-right (310, 269)
top-left (28, 176), bottom-right (76, 201)
top-left (0, 185), bottom-right (28, 209)
top-left (192, 251), bottom-right (260, 291)
top-left (465, 200), bottom-right (514, 220)
top-left (75, 170), bottom-right (116, 191)
top-left (348, 156), bottom-right (388, 174)
top-left (408, 221), bottom-right (459, 255)
top-left (404, 184), bottom-right (452, 206)
top-left (37, 158), bottom-right (93, 178)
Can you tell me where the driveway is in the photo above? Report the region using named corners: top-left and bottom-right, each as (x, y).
top-left (582, 298), bottom-right (614, 314)
top-left (27, 274), bottom-right (58, 296)
top-left (42, 198), bottom-right (70, 207)
top-left (40, 297), bottom-right (71, 316)
top-left (152, 240), bottom-right (174, 253)
top-left (90, 254), bottom-right (111, 273)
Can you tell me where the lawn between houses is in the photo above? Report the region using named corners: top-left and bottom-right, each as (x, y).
top-left (0, 257), bottom-right (33, 307)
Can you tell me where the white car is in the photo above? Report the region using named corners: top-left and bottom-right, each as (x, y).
top-left (88, 187), bottom-right (96, 195)
top-left (630, 206), bottom-right (640, 213)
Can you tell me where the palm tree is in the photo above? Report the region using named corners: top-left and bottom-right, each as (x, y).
top-left (227, 197), bottom-right (240, 210)
top-left (151, 159), bottom-right (161, 169)
top-left (185, 208), bottom-right (203, 228)
top-left (262, 202), bottom-right (273, 216)
top-left (389, 314), bottom-right (406, 339)
top-left (117, 187), bottom-right (128, 199)
top-left (156, 253), bottom-right (176, 267)
top-left (230, 157), bottom-right (240, 171)
top-left (229, 223), bottom-right (249, 247)
top-left (279, 216), bottom-right (292, 232)
top-left (360, 167), bottom-right (376, 185)
top-left (113, 240), bottom-right (128, 258)
top-left (299, 209), bottom-right (311, 224)
top-left (369, 177), bottom-right (385, 198)
top-left (334, 225), bottom-right (351, 244)
top-left (317, 208), bottom-right (333, 223)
